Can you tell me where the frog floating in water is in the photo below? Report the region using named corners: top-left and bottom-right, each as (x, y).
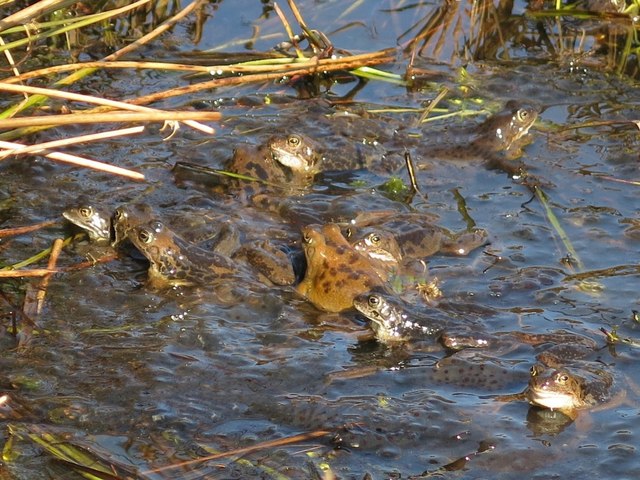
top-left (424, 101), bottom-right (539, 177)
top-left (525, 363), bottom-right (614, 420)
top-left (345, 211), bottom-right (488, 261)
top-left (127, 219), bottom-right (243, 289)
top-left (112, 203), bottom-right (154, 246)
top-left (296, 223), bottom-right (385, 312)
top-left (353, 290), bottom-right (445, 343)
top-left (111, 203), bottom-right (295, 286)
top-left (63, 205), bottom-right (112, 245)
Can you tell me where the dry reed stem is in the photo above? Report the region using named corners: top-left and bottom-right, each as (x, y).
top-left (0, 82), bottom-right (215, 135)
top-left (0, 0), bottom-right (84, 33)
top-left (0, 220), bottom-right (57, 238)
top-left (0, 126), bottom-right (144, 159)
top-left (0, 269), bottom-right (58, 277)
top-left (128, 50), bottom-right (395, 106)
top-left (0, 136), bottom-right (146, 180)
top-left (35, 237), bottom-right (63, 314)
top-left (0, 111), bottom-right (220, 130)
top-left (144, 429), bottom-right (332, 474)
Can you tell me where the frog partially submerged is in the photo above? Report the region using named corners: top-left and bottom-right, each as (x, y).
top-left (425, 101), bottom-right (539, 178)
top-left (525, 363), bottom-right (614, 419)
top-left (353, 290), bottom-right (445, 343)
top-left (226, 133), bottom-right (323, 193)
top-left (127, 220), bottom-right (243, 289)
top-left (112, 203), bottom-right (154, 246)
top-left (296, 223), bottom-right (385, 312)
top-left (346, 212), bottom-right (489, 261)
top-left (63, 205), bottom-right (112, 245)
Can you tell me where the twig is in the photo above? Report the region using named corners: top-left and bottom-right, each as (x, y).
top-left (0, 83), bottom-right (215, 135)
top-left (35, 238), bottom-right (63, 315)
top-left (0, 220), bottom-right (57, 238)
top-left (0, 136), bottom-right (146, 181)
top-left (143, 429), bottom-right (332, 474)
top-left (0, 111), bottom-right (221, 130)
top-left (0, 126), bottom-right (144, 159)
top-left (0, 269), bottom-right (58, 277)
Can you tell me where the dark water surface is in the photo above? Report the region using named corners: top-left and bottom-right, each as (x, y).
top-left (1, 1), bottom-right (640, 478)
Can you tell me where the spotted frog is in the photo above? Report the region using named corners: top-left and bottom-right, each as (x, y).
top-left (226, 133), bottom-right (323, 193)
top-left (347, 212), bottom-right (489, 260)
top-left (127, 220), bottom-right (244, 289)
top-left (526, 363), bottom-right (614, 419)
top-left (470, 101), bottom-right (539, 153)
top-left (111, 203), bottom-right (154, 246)
top-left (296, 223), bottom-right (385, 312)
top-left (353, 290), bottom-right (445, 343)
top-left (63, 205), bottom-right (112, 245)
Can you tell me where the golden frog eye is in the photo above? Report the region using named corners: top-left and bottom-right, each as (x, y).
top-left (516, 108), bottom-right (529, 122)
top-left (287, 135), bottom-right (301, 148)
top-left (138, 228), bottom-right (154, 244)
top-left (530, 365), bottom-right (539, 377)
top-left (368, 295), bottom-right (380, 307)
top-left (79, 206), bottom-right (93, 218)
top-left (344, 227), bottom-right (353, 238)
top-left (557, 374), bottom-right (569, 384)
top-left (303, 233), bottom-right (313, 244)
top-left (114, 209), bottom-right (126, 221)
top-left (369, 233), bottom-right (381, 245)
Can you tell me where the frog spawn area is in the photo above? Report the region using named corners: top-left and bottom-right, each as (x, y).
top-left (4, 5), bottom-right (640, 477)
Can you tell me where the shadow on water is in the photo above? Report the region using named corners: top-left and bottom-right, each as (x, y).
top-left (1, 0), bottom-right (640, 478)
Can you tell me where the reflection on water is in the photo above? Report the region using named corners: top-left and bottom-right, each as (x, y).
top-left (2, 0), bottom-right (640, 478)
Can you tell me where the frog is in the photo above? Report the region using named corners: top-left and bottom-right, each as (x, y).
top-left (425, 101), bottom-right (539, 178)
top-left (225, 133), bottom-right (323, 193)
top-left (346, 212), bottom-right (489, 260)
top-left (127, 219), bottom-right (244, 289)
top-left (62, 205), bottom-right (112, 245)
top-left (353, 290), bottom-right (445, 343)
top-left (112, 203), bottom-right (155, 247)
top-left (469, 100), bottom-right (539, 153)
top-left (296, 223), bottom-right (385, 312)
top-left (525, 363), bottom-right (614, 419)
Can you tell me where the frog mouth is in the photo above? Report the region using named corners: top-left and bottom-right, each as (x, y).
top-left (272, 146), bottom-right (314, 172)
top-left (526, 387), bottom-right (576, 410)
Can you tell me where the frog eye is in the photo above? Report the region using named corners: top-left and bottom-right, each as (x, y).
top-left (368, 233), bottom-right (381, 245)
top-left (303, 233), bottom-right (313, 244)
top-left (368, 295), bottom-right (380, 308)
top-left (530, 365), bottom-right (540, 377)
top-left (557, 373), bottom-right (569, 384)
top-left (79, 206), bottom-right (93, 218)
top-left (516, 109), bottom-right (530, 122)
top-left (287, 135), bottom-right (301, 148)
top-left (344, 227), bottom-right (353, 238)
top-left (138, 228), bottom-right (154, 244)
top-left (114, 208), bottom-right (126, 221)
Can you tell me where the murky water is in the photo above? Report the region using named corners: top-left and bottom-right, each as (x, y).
top-left (1, 1), bottom-right (640, 478)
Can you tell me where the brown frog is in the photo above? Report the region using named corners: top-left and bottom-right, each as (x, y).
top-left (346, 212), bottom-right (488, 260)
top-left (525, 363), bottom-right (614, 420)
top-left (226, 133), bottom-right (323, 193)
top-left (296, 223), bottom-right (385, 312)
top-left (63, 205), bottom-right (112, 245)
top-left (112, 203), bottom-right (154, 246)
top-left (127, 220), bottom-right (246, 289)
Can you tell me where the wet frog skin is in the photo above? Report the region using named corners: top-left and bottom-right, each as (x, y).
top-left (296, 223), bottom-right (384, 313)
top-left (62, 205), bottom-right (112, 245)
top-left (112, 203), bottom-right (154, 246)
top-left (353, 291), bottom-right (444, 343)
top-left (525, 363), bottom-right (613, 418)
top-left (227, 133), bottom-right (323, 192)
top-left (348, 219), bottom-right (488, 261)
top-left (128, 220), bottom-right (241, 289)
top-left (470, 101), bottom-right (538, 153)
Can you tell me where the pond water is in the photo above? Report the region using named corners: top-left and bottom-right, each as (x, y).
top-left (1, 0), bottom-right (640, 479)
